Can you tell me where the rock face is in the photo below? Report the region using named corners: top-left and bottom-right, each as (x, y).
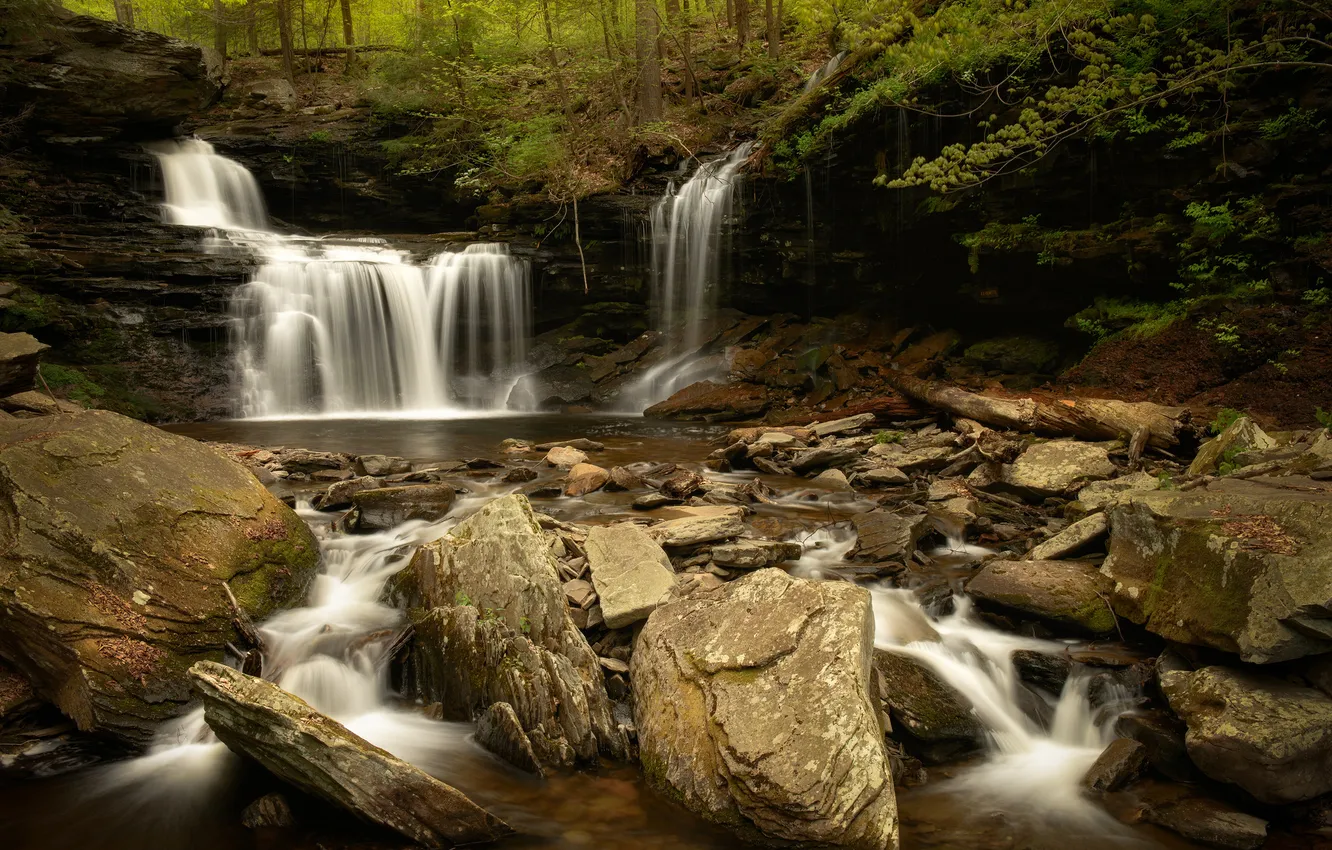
top-left (0, 10), bottom-right (223, 138)
top-left (0, 333), bottom-right (48, 397)
top-left (643, 380), bottom-right (769, 421)
top-left (404, 495), bottom-right (625, 764)
top-left (0, 411), bottom-right (318, 743)
top-left (1161, 665), bottom-right (1332, 804)
top-left (967, 560), bottom-right (1116, 635)
top-left (1103, 478), bottom-right (1332, 663)
top-left (190, 662), bottom-right (510, 848)
top-left (584, 524), bottom-right (676, 629)
top-left (632, 569), bottom-right (898, 849)
top-left (711, 539), bottom-right (803, 568)
top-left (1001, 441), bottom-right (1115, 498)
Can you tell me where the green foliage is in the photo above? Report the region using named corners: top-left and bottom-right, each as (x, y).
top-left (1209, 407), bottom-right (1243, 435)
top-left (454, 591), bottom-right (474, 608)
top-left (1260, 106), bottom-right (1326, 141)
top-left (1218, 444), bottom-right (1244, 475)
top-left (307, 130), bottom-right (333, 143)
top-left (1070, 298), bottom-right (1182, 342)
top-left (1156, 471), bottom-right (1176, 489)
top-left (0, 290), bottom-right (56, 333)
top-left (1303, 287), bottom-right (1331, 308)
top-left (873, 430), bottom-right (904, 445)
top-left (38, 364), bottom-right (104, 405)
top-left (1316, 408), bottom-right (1332, 431)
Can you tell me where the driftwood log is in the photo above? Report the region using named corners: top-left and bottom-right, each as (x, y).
top-left (881, 371), bottom-right (1197, 452)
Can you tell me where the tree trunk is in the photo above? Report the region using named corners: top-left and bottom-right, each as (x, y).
top-left (879, 371), bottom-right (1198, 452)
top-left (113, 0), bottom-right (135, 27)
top-left (275, 0), bottom-right (296, 84)
top-left (765, 0), bottom-right (778, 59)
top-left (540, 0), bottom-right (568, 108)
top-left (247, 0), bottom-right (260, 54)
top-left (725, 0), bottom-right (732, 28)
top-left (214, 0), bottom-right (227, 57)
top-left (635, 0), bottom-right (662, 123)
top-left (735, 0), bottom-right (748, 46)
top-left (339, 0), bottom-right (356, 70)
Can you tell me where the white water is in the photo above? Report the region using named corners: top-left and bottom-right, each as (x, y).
top-left (624, 144), bottom-right (753, 409)
top-left (151, 141), bottom-right (532, 417)
top-left (803, 51), bottom-right (849, 94)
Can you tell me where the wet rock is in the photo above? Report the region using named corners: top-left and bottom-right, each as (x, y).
top-left (1026, 513), bottom-right (1108, 560)
top-left (811, 413), bottom-right (876, 437)
top-left (585, 525), bottom-right (676, 629)
top-left (633, 493), bottom-right (682, 511)
top-left (515, 364), bottom-right (595, 408)
top-left (1103, 478), bottom-right (1332, 663)
top-left (405, 495), bottom-right (625, 763)
top-left (874, 650), bottom-right (982, 760)
top-left (812, 468), bottom-right (853, 490)
top-left (961, 336), bottom-right (1059, 374)
top-left (643, 381), bottom-right (769, 421)
top-left (0, 411), bottom-right (318, 744)
top-left (1115, 710), bottom-right (1196, 782)
top-left (1138, 783), bottom-right (1268, 850)
top-left (544, 445), bottom-right (588, 469)
top-left (647, 506), bottom-right (746, 547)
top-left (355, 454), bottom-right (412, 476)
top-left (502, 467), bottom-right (538, 483)
top-left (1012, 650), bottom-right (1072, 693)
top-left (862, 467), bottom-right (910, 486)
top-left (0, 333), bottom-right (49, 397)
top-left (966, 560), bottom-right (1116, 635)
top-left (278, 449), bottom-right (353, 474)
top-left (349, 483), bottom-right (456, 531)
top-left (535, 438), bottom-right (605, 452)
top-left (1073, 471), bottom-right (1161, 513)
top-left (791, 445), bottom-right (862, 473)
top-left (475, 702), bottom-right (544, 776)
top-left (1001, 441), bottom-right (1115, 499)
top-left (633, 569), bottom-right (898, 849)
top-left (849, 510), bottom-right (930, 563)
top-left (660, 468), bottom-right (705, 499)
top-left (711, 539), bottom-right (803, 569)
top-left (1188, 416), bottom-right (1275, 477)
top-left (605, 466), bottom-right (643, 491)
top-left (312, 468), bottom-right (354, 482)
top-left (563, 463), bottom-right (609, 497)
top-left (1081, 738), bottom-right (1147, 791)
top-left (1160, 664), bottom-right (1332, 804)
top-left (241, 793), bottom-right (296, 829)
top-left (314, 475), bottom-right (380, 511)
top-left (190, 662), bottom-right (510, 848)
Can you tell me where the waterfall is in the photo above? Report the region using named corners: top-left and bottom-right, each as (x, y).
top-left (626, 143), bottom-right (753, 408)
top-left (151, 140), bottom-right (533, 417)
top-left (804, 51), bottom-right (848, 94)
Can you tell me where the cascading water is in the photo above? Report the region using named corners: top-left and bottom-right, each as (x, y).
top-left (803, 51), bottom-right (849, 93)
top-left (623, 143), bottom-right (753, 409)
top-left (151, 140), bottom-right (533, 417)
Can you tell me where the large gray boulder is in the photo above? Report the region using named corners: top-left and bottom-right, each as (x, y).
top-left (0, 333), bottom-right (47, 397)
top-left (584, 524), bottom-right (675, 629)
top-left (1161, 664), bottom-right (1332, 804)
top-left (1103, 478), bottom-right (1332, 663)
top-left (1001, 441), bottom-right (1115, 499)
top-left (403, 495), bottom-right (626, 764)
top-left (0, 411), bottom-right (318, 743)
top-left (632, 568), bottom-right (898, 849)
top-left (190, 662), bottom-right (510, 848)
top-left (967, 560), bottom-right (1117, 635)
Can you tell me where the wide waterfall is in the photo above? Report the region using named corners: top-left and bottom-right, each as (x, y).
top-left (627, 143), bottom-right (753, 408)
top-left (152, 139), bottom-right (532, 417)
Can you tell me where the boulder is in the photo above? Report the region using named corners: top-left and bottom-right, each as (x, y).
top-left (873, 651), bottom-right (981, 759)
top-left (1188, 416), bottom-right (1275, 477)
top-left (1160, 665), bottom-right (1332, 804)
top-left (660, 468), bottom-right (706, 499)
top-left (633, 569), bottom-right (898, 849)
top-left (349, 483), bottom-right (456, 530)
top-left (277, 449), bottom-right (352, 474)
top-left (1, 390), bottom-right (83, 416)
top-left (1081, 738), bottom-right (1147, 791)
top-left (502, 467), bottom-right (538, 483)
top-left (0, 333), bottom-right (48, 397)
top-left (643, 381), bottom-right (769, 421)
top-left (243, 78), bottom-right (297, 111)
top-left (584, 524), bottom-right (676, 629)
top-left (711, 539), bottom-right (803, 569)
top-left (849, 510), bottom-right (930, 563)
top-left (534, 438), bottom-right (604, 452)
top-left (1012, 649), bottom-right (1071, 694)
top-left (791, 446), bottom-right (862, 473)
top-left (605, 466), bottom-right (643, 490)
top-left (961, 335), bottom-right (1060, 374)
top-left (355, 454), bottom-right (411, 476)
top-left (811, 413), bottom-right (876, 437)
top-left (0, 411), bottom-right (318, 743)
top-left (966, 560), bottom-right (1116, 635)
top-left (1026, 513), bottom-right (1108, 561)
top-left (1001, 441), bottom-right (1115, 499)
top-left (241, 793), bottom-right (296, 829)
top-left (633, 493), bottom-right (682, 511)
top-left (190, 662), bottom-right (510, 848)
top-left (563, 463), bottom-right (609, 497)
top-left (544, 445), bottom-right (588, 469)
top-left (475, 701), bottom-right (543, 776)
top-left (867, 444), bottom-right (953, 472)
top-left (862, 467), bottom-right (910, 486)
top-left (1073, 471), bottom-right (1161, 513)
top-left (647, 506), bottom-right (746, 548)
top-left (757, 431), bottom-right (803, 448)
top-left (403, 495), bottom-right (625, 763)
top-left (313, 475), bottom-right (380, 511)
top-left (511, 365), bottom-right (594, 409)
top-left (1102, 478), bottom-right (1332, 663)
top-left (1138, 782), bottom-right (1268, 850)
top-left (812, 468), bottom-right (853, 490)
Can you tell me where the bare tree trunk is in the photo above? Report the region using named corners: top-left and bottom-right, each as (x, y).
top-left (214, 0), bottom-right (228, 58)
top-left (113, 0), bottom-right (135, 27)
top-left (765, 0), bottom-right (778, 58)
top-left (735, 0), bottom-right (748, 46)
top-left (247, 0), bottom-right (260, 54)
top-left (275, 0), bottom-right (296, 83)
top-left (635, 0), bottom-right (662, 123)
top-left (540, 0), bottom-right (568, 108)
top-left (339, 0), bottom-right (355, 70)
top-left (725, 0), bottom-right (732, 28)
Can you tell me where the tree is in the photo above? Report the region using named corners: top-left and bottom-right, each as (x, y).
top-left (735, 0), bottom-right (748, 47)
top-left (246, 0), bottom-right (260, 54)
top-left (274, 0), bottom-right (296, 84)
top-left (765, 0), bottom-right (778, 59)
top-left (635, 0), bottom-right (662, 123)
top-left (113, 0), bottom-right (134, 27)
top-left (338, 0), bottom-right (355, 69)
top-left (213, 0), bottom-right (227, 57)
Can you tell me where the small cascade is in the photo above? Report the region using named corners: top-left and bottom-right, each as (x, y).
top-left (626, 143), bottom-right (753, 409)
top-left (151, 139), bottom-right (268, 232)
top-left (803, 51), bottom-right (848, 93)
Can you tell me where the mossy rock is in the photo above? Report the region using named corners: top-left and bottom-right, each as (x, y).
top-left (0, 410), bottom-right (319, 743)
top-left (962, 335), bottom-right (1060, 374)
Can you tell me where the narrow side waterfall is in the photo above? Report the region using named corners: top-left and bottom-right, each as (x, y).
top-left (804, 51), bottom-right (849, 93)
top-left (151, 140), bottom-right (533, 417)
top-left (627, 143), bottom-right (753, 408)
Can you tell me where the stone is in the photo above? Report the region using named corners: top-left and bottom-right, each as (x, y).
top-left (643, 380), bottom-right (769, 421)
top-left (313, 475), bottom-right (380, 511)
top-left (862, 467), bottom-right (910, 485)
top-left (710, 539), bottom-right (803, 569)
top-left (867, 444), bottom-right (953, 472)
top-left (605, 466), bottom-right (642, 490)
top-left (502, 467), bottom-right (538, 483)
top-left (1139, 783), bottom-right (1268, 850)
top-left (244, 78), bottom-right (297, 111)
top-left (403, 495), bottom-right (625, 763)
top-left (791, 445), bottom-right (863, 473)
top-left (563, 579), bottom-right (596, 608)
top-left (1081, 738), bottom-right (1147, 792)
top-left (241, 793), bottom-right (296, 829)
top-left (757, 431), bottom-right (801, 448)
top-left (1115, 710), bottom-right (1196, 782)
top-left (1, 390), bottom-right (83, 416)
top-left (278, 449), bottom-right (352, 474)
top-left (660, 468), bottom-right (705, 499)
top-left (849, 510), bottom-right (930, 563)
top-left (349, 483), bottom-right (456, 530)
top-left (563, 463), bottom-right (610, 497)
top-left (312, 468), bottom-right (354, 482)
top-left (1000, 441), bottom-right (1115, 499)
top-left (633, 569), bottom-right (898, 849)
top-left (1102, 478), bottom-right (1332, 663)
top-left (811, 413), bottom-right (876, 437)
top-left (544, 445), bottom-right (588, 469)
top-left (475, 702), bottom-right (543, 776)
top-left (355, 454), bottom-right (411, 476)
top-left (1073, 471), bottom-right (1161, 513)
top-left (647, 506), bottom-right (746, 547)
top-left (1012, 650), bottom-right (1071, 693)
top-left (190, 662), bottom-right (510, 848)
top-left (633, 493), bottom-right (682, 511)
top-left (873, 651), bottom-right (982, 758)
top-left (961, 335), bottom-right (1060, 374)
top-left (513, 364), bottom-right (596, 408)
top-left (812, 468), bottom-right (852, 490)
top-left (0, 333), bottom-right (48, 397)
top-left (535, 438), bottom-right (605, 452)
top-left (584, 525), bottom-right (676, 629)
top-left (966, 560), bottom-right (1117, 635)
top-left (1189, 416), bottom-right (1276, 477)
top-left (1160, 665), bottom-right (1332, 804)
top-left (0, 411), bottom-right (318, 743)
top-left (1026, 513), bottom-right (1109, 560)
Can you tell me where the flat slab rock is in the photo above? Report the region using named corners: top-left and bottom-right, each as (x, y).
top-left (190, 662), bottom-right (510, 848)
top-left (632, 568), bottom-right (898, 850)
top-left (1001, 441), bottom-right (1116, 498)
top-left (647, 506), bottom-right (746, 548)
top-left (966, 560), bottom-right (1117, 635)
top-left (584, 524), bottom-right (676, 629)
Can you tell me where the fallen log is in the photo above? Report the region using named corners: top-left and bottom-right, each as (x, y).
top-left (259, 44), bottom-right (400, 57)
top-left (881, 370), bottom-right (1198, 451)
